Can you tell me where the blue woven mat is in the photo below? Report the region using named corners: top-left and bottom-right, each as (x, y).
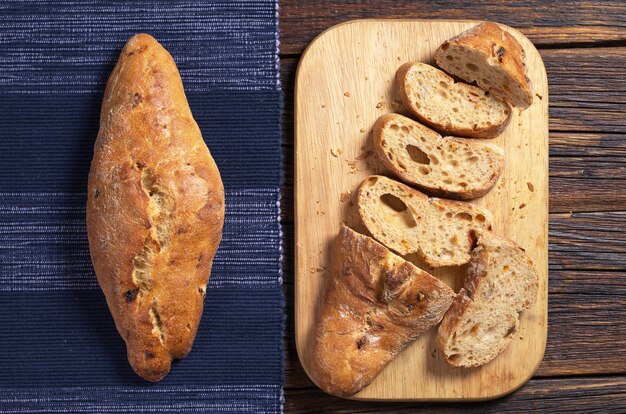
top-left (0, 2), bottom-right (284, 413)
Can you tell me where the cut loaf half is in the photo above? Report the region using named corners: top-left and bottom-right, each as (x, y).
top-left (397, 62), bottom-right (511, 138)
top-left (437, 234), bottom-right (538, 367)
top-left (357, 175), bottom-right (493, 267)
top-left (311, 225), bottom-right (455, 396)
top-left (374, 113), bottom-right (504, 200)
top-left (435, 22), bottom-right (533, 109)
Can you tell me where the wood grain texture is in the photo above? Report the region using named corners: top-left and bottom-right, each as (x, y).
top-left (280, 1), bottom-right (626, 54)
top-left (284, 376), bottom-right (626, 413)
top-left (295, 20), bottom-right (548, 400)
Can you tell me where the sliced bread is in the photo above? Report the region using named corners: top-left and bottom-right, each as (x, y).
top-left (311, 225), bottom-right (455, 397)
top-left (396, 62), bottom-right (511, 138)
top-left (357, 175), bottom-right (493, 267)
top-left (435, 22), bottom-right (533, 109)
top-left (374, 113), bottom-right (504, 200)
top-left (437, 234), bottom-right (538, 368)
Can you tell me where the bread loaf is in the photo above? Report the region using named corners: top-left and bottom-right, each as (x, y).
top-left (437, 234), bottom-right (538, 367)
top-left (396, 62), bottom-right (511, 138)
top-left (311, 225), bottom-right (455, 396)
top-left (357, 175), bottom-right (493, 266)
top-left (86, 34), bottom-right (225, 381)
top-left (435, 22), bottom-right (533, 109)
top-left (374, 113), bottom-right (504, 199)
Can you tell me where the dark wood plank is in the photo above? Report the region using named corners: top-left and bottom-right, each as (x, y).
top-left (550, 133), bottom-right (626, 157)
top-left (280, 1), bottom-right (626, 54)
top-left (550, 212), bottom-right (626, 271)
top-left (284, 376), bottom-right (626, 413)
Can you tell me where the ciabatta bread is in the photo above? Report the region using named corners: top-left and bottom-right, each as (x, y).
top-left (437, 234), bottom-right (538, 367)
top-left (87, 34), bottom-right (225, 382)
top-left (357, 175), bottom-right (493, 267)
top-left (311, 225), bottom-right (455, 396)
top-left (396, 62), bottom-right (511, 138)
top-left (374, 113), bottom-right (504, 200)
top-left (435, 22), bottom-right (533, 109)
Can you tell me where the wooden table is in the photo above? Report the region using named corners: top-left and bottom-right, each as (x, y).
top-left (280, 2), bottom-right (626, 411)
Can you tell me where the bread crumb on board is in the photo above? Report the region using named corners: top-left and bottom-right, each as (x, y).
top-left (330, 148), bottom-right (343, 157)
top-left (344, 91), bottom-right (351, 97)
top-left (359, 128), bottom-right (366, 133)
top-left (527, 182), bottom-right (535, 192)
top-left (309, 266), bottom-right (326, 275)
top-left (375, 100), bottom-right (403, 111)
top-left (340, 191), bottom-right (352, 203)
top-left (346, 159), bottom-right (358, 174)
top-left (519, 203), bottom-right (527, 209)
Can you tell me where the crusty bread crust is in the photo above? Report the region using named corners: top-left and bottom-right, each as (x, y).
top-left (86, 34), bottom-right (224, 381)
top-left (311, 225), bottom-right (454, 396)
top-left (437, 235), bottom-right (538, 367)
top-left (374, 113), bottom-right (504, 200)
top-left (396, 62), bottom-right (511, 138)
top-left (435, 22), bottom-right (533, 109)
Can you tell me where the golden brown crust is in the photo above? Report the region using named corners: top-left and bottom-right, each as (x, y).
top-left (435, 22), bottom-right (532, 109)
top-left (86, 34), bottom-right (224, 382)
top-left (435, 288), bottom-right (472, 366)
top-left (311, 225), bottom-right (455, 396)
top-left (395, 63), bottom-right (511, 138)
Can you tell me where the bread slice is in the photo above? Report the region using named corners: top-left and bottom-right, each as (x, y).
top-left (396, 62), bottom-right (511, 138)
top-left (437, 234), bottom-right (538, 368)
top-left (374, 113), bottom-right (504, 200)
top-left (311, 225), bottom-right (455, 397)
top-left (357, 175), bottom-right (493, 267)
top-left (435, 22), bottom-right (533, 109)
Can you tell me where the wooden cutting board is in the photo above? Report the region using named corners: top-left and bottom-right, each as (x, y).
top-left (294, 20), bottom-right (548, 401)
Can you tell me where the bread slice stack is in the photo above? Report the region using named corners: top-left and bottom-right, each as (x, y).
top-left (312, 22), bottom-right (539, 397)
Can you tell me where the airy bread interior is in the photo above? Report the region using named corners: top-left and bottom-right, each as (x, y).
top-left (398, 62), bottom-right (511, 138)
top-left (357, 175), bottom-right (494, 267)
top-left (375, 113), bottom-right (504, 199)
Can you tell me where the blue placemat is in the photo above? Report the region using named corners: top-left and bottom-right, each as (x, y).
top-left (0, 1), bottom-right (284, 413)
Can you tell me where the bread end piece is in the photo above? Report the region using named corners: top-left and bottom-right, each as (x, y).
top-left (435, 22), bottom-right (533, 110)
top-left (437, 234), bottom-right (538, 367)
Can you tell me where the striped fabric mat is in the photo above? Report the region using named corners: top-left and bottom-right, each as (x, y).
top-left (0, 2), bottom-right (284, 413)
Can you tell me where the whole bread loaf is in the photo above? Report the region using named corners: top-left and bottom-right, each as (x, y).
top-left (311, 225), bottom-right (455, 396)
top-left (86, 34), bottom-right (225, 381)
top-left (357, 175), bottom-right (493, 267)
top-left (396, 62), bottom-right (511, 138)
top-left (374, 113), bottom-right (504, 200)
top-left (435, 22), bottom-right (533, 109)
top-left (437, 234), bottom-right (538, 367)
